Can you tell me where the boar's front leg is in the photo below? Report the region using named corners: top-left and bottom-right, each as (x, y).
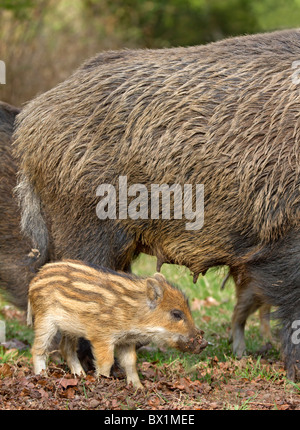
top-left (115, 344), bottom-right (143, 389)
top-left (231, 286), bottom-right (260, 358)
top-left (258, 304), bottom-right (272, 342)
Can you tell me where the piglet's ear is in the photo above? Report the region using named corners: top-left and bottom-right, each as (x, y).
top-left (153, 272), bottom-right (166, 282)
top-left (146, 279), bottom-right (164, 309)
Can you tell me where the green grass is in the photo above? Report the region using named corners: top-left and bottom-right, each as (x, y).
top-left (0, 345), bottom-right (20, 364)
top-left (234, 355), bottom-right (282, 382)
top-left (4, 318), bottom-right (34, 346)
top-left (0, 294), bottom-right (33, 363)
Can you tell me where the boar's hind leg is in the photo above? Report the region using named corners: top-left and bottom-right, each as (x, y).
top-left (60, 334), bottom-right (86, 376)
top-left (115, 344), bottom-right (143, 389)
top-left (248, 232), bottom-right (300, 382)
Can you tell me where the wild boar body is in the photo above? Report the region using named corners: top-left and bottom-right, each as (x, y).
top-left (14, 29), bottom-right (300, 379)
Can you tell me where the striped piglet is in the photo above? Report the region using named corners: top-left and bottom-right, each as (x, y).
top-left (27, 259), bottom-right (207, 388)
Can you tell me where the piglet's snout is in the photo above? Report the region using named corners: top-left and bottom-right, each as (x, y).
top-left (177, 329), bottom-right (208, 354)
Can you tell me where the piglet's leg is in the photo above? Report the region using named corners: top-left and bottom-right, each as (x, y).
top-left (60, 335), bottom-right (86, 376)
top-left (32, 352), bottom-right (47, 375)
top-left (115, 344), bottom-right (143, 389)
top-left (90, 338), bottom-right (114, 378)
top-left (31, 315), bottom-right (57, 374)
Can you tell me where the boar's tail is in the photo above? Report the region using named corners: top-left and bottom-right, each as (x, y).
top-left (26, 300), bottom-right (33, 326)
top-left (15, 173), bottom-right (49, 266)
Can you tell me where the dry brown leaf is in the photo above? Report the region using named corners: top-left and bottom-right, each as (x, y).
top-left (0, 363), bottom-right (13, 377)
top-left (191, 296), bottom-right (220, 310)
top-left (59, 378), bottom-right (78, 389)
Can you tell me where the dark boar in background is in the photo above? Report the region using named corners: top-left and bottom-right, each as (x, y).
top-left (13, 30), bottom-right (300, 380)
top-left (0, 102), bottom-right (47, 309)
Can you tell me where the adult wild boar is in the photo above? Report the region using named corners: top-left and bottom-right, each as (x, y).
top-left (13, 29), bottom-right (300, 380)
top-left (0, 101), bottom-right (41, 310)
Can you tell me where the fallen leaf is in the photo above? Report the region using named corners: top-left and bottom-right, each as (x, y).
top-left (111, 399), bottom-right (120, 408)
top-left (278, 404), bottom-right (290, 410)
top-left (148, 396), bottom-right (161, 408)
top-left (191, 298), bottom-right (202, 311)
top-left (37, 388), bottom-right (49, 399)
top-left (59, 378), bottom-right (78, 389)
top-left (0, 306), bottom-right (26, 322)
top-left (191, 296), bottom-right (220, 310)
top-left (0, 363), bottom-right (13, 377)
top-left (89, 399), bottom-right (100, 408)
top-left (61, 387), bottom-right (75, 399)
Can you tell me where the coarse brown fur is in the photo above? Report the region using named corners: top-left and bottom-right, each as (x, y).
top-left (0, 101), bottom-right (41, 309)
top-left (14, 29), bottom-right (300, 380)
top-left (28, 259), bottom-right (207, 388)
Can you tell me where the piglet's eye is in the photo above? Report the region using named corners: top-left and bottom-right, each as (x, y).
top-left (171, 309), bottom-right (184, 321)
